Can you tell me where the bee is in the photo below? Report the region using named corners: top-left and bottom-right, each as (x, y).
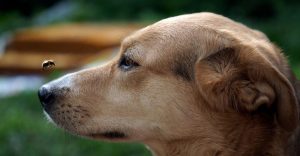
top-left (42, 60), bottom-right (55, 70)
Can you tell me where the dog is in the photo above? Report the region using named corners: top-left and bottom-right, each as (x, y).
top-left (38, 12), bottom-right (300, 156)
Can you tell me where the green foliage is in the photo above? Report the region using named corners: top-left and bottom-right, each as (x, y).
top-left (0, 12), bottom-right (30, 33)
top-left (66, 0), bottom-right (299, 23)
top-left (0, 92), bottom-right (151, 156)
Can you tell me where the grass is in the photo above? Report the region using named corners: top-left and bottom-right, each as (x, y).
top-left (0, 91), bottom-right (151, 156)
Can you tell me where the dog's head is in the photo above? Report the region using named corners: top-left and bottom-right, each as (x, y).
top-left (38, 13), bottom-right (299, 147)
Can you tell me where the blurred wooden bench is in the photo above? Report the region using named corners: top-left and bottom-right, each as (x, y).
top-left (0, 24), bottom-right (141, 74)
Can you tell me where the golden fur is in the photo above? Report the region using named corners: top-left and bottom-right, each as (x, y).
top-left (40, 12), bottom-right (300, 156)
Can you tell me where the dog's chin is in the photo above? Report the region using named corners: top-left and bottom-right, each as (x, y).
top-left (43, 111), bottom-right (128, 141)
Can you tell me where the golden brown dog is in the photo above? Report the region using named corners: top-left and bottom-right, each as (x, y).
top-left (38, 12), bottom-right (300, 156)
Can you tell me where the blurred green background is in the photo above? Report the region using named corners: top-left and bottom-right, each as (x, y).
top-left (0, 0), bottom-right (299, 156)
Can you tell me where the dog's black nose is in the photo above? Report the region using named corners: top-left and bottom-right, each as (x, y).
top-left (38, 86), bottom-right (55, 110)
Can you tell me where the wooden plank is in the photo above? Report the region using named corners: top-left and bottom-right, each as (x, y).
top-left (5, 24), bottom-right (141, 53)
top-left (0, 24), bottom-right (141, 74)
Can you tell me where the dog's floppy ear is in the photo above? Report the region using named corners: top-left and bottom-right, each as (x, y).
top-left (195, 45), bottom-right (299, 131)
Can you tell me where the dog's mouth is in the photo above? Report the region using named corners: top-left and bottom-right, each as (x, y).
top-left (88, 131), bottom-right (127, 140)
top-left (44, 110), bottom-right (128, 140)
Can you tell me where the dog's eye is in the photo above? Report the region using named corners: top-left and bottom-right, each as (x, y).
top-left (119, 56), bottom-right (139, 71)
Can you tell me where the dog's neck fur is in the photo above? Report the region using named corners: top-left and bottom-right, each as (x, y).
top-left (146, 79), bottom-right (300, 156)
top-left (146, 131), bottom-right (296, 156)
top-left (145, 113), bottom-right (298, 156)
top-left (146, 136), bottom-right (282, 156)
top-left (146, 138), bottom-right (223, 156)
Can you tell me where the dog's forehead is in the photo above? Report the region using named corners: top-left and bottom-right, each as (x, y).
top-left (122, 22), bottom-right (190, 55)
top-left (119, 16), bottom-right (206, 68)
top-left (121, 29), bottom-right (176, 63)
top-left (119, 12), bottom-right (252, 66)
top-left (121, 13), bottom-right (228, 52)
